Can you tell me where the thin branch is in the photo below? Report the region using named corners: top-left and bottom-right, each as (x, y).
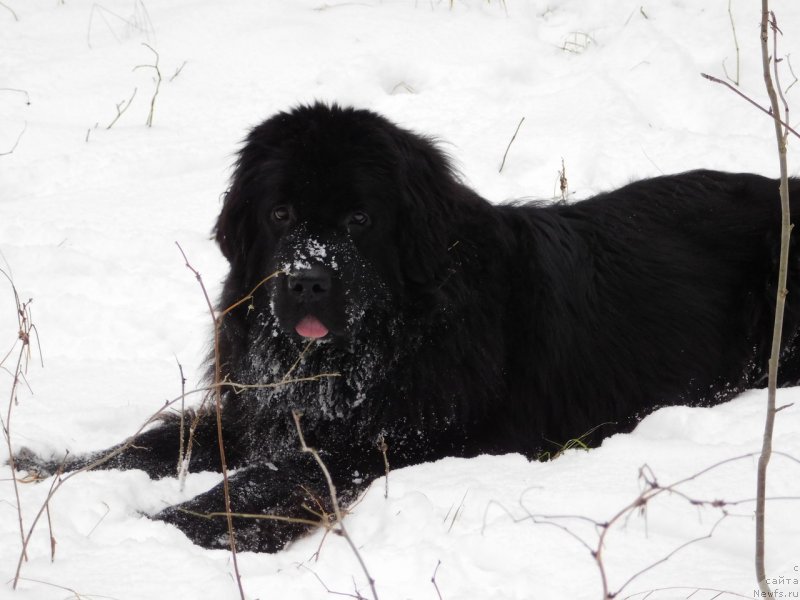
top-left (218, 271), bottom-right (282, 317)
top-left (498, 116), bottom-right (525, 173)
top-left (15, 576), bottom-right (120, 600)
top-left (106, 87), bottom-right (137, 130)
top-left (85, 502), bottom-right (111, 538)
top-left (722, 0), bottom-right (740, 86)
top-left (169, 60), bottom-right (187, 82)
top-left (87, 2), bottom-right (154, 49)
top-left (174, 242), bottom-right (244, 600)
top-left (621, 587), bottom-right (750, 600)
top-left (1, 269), bottom-right (41, 568)
top-left (377, 434), bottom-right (389, 499)
top-left (133, 43), bottom-right (161, 128)
top-left (785, 54), bottom-right (798, 94)
top-left (301, 564), bottom-right (368, 600)
top-left (0, 121), bottom-right (27, 156)
top-left (613, 514), bottom-right (729, 598)
top-left (175, 357), bottom-right (187, 479)
top-left (700, 73), bottom-right (800, 140)
top-left (179, 394), bottom-right (208, 491)
top-left (514, 451), bottom-right (800, 600)
top-left (431, 560), bottom-right (444, 600)
top-left (755, 5), bottom-right (791, 595)
top-left (772, 19), bottom-right (790, 144)
top-left (176, 508), bottom-right (321, 528)
top-left (293, 410), bottom-right (379, 600)
top-left (11, 386), bottom-right (208, 589)
top-left (0, 1), bottom-right (18, 21)
top-left (0, 88), bottom-right (31, 105)
top-left (225, 373), bottom-right (340, 392)
top-left (281, 340), bottom-right (315, 383)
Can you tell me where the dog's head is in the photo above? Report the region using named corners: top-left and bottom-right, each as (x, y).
top-left (214, 103), bottom-right (461, 342)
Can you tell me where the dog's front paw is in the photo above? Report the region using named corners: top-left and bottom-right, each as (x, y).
top-left (154, 498), bottom-right (305, 553)
top-left (154, 502), bottom-right (234, 550)
top-left (152, 468), bottom-right (321, 553)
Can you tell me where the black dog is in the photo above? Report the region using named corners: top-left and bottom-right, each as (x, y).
top-left (18, 103), bottom-right (800, 552)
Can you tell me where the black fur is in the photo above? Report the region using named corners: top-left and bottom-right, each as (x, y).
top-left (18, 103), bottom-right (800, 552)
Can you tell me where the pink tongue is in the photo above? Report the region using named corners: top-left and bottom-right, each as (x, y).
top-left (295, 315), bottom-right (329, 339)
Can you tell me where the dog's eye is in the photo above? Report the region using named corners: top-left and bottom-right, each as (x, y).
top-left (348, 211), bottom-right (370, 227)
top-left (271, 205), bottom-right (291, 222)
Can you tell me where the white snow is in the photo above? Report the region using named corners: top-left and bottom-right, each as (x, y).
top-left (2, 1), bottom-right (800, 599)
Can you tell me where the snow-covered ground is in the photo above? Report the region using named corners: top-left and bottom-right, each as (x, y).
top-left (2, 1), bottom-right (800, 598)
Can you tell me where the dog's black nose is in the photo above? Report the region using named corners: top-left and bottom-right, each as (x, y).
top-left (287, 265), bottom-right (332, 302)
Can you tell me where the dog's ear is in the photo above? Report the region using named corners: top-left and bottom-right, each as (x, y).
top-left (214, 178), bottom-right (251, 264)
top-left (215, 119), bottom-right (281, 265)
top-left (393, 131), bottom-right (459, 292)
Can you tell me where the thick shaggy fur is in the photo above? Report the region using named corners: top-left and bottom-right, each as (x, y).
top-left (20, 103), bottom-right (800, 552)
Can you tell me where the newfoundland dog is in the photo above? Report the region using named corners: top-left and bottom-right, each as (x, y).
top-left (18, 102), bottom-right (800, 552)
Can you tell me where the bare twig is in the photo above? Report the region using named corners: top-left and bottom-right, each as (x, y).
top-left (175, 357), bottom-right (187, 479)
top-left (786, 54), bottom-right (798, 94)
top-left (0, 1), bottom-right (18, 21)
top-left (701, 72), bottom-right (800, 140)
top-left (106, 87), bottom-right (137, 130)
top-left (0, 121), bottom-right (27, 156)
top-left (44, 462), bottom-right (64, 562)
top-left (560, 32), bottom-right (595, 54)
top-left (446, 490), bottom-right (467, 533)
top-left (773, 26), bottom-right (791, 145)
top-left (0, 88), bottom-right (31, 105)
top-left (755, 6), bottom-right (791, 595)
top-left (377, 434), bottom-right (389, 499)
top-left (15, 576), bottom-right (120, 600)
top-left (176, 508), bottom-right (321, 528)
top-left (302, 564), bottom-right (368, 599)
top-left (11, 382), bottom-right (206, 589)
top-left (226, 373), bottom-right (339, 392)
top-left (133, 43), bottom-right (161, 128)
top-left (1, 268), bottom-right (42, 566)
top-left (8, 339), bottom-right (333, 591)
top-left (511, 452), bottom-right (800, 599)
top-left (169, 61), bottom-right (187, 82)
top-left (280, 339), bottom-right (315, 383)
top-left (174, 242), bottom-right (245, 600)
top-left (558, 158), bottom-right (568, 202)
top-left (431, 560), bottom-right (444, 600)
top-left (498, 116), bottom-right (525, 173)
top-left (87, 2), bottom-right (154, 49)
top-left (293, 410), bottom-right (379, 600)
top-left (85, 502), bottom-right (111, 538)
top-left (179, 395), bottom-right (208, 491)
top-left (722, 0), bottom-right (741, 86)
top-left (614, 514), bottom-right (729, 596)
top-left (621, 587), bottom-right (750, 600)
